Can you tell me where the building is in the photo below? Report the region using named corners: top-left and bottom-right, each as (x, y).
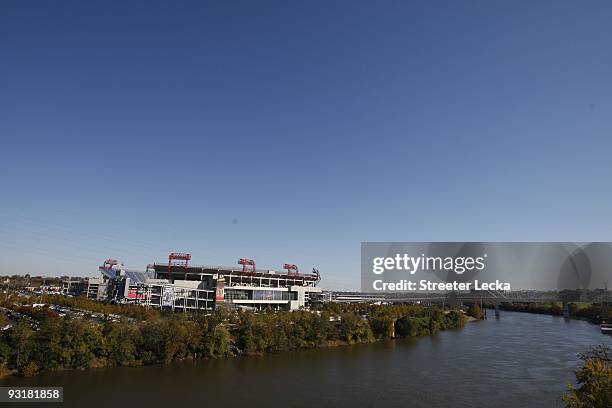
top-left (86, 277), bottom-right (107, 300)
top-left (61, 278), bottom-right (87, 296)
top-left (88, 254), bottom-right (322, 311)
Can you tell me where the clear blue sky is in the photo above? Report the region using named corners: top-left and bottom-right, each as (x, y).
top-left (1, 1), bottom-right (611, 290)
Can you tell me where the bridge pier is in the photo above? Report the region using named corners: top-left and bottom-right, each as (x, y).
top-left (494, 302), bottom-right (500, 318)
top-left (563, 302), bottom-right (570, 318)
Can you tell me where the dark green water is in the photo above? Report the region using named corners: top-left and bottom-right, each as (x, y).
top-left (3, 310), bottom-right (611, 408)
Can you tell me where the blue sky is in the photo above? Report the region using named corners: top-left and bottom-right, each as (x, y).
top-left (1, 1), bottom-right (611, 290)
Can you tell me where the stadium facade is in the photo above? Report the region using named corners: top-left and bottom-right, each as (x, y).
top-left (62, 254), bottom-right (322, 311)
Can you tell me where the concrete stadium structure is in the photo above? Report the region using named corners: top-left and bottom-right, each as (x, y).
top-left (63, 254), bottom-right (322, 311)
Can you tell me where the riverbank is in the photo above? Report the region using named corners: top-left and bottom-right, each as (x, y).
top-left (498, 302), bottom-right (611, 323)
top-left (3, 310), bottom-right (608, 408)
top-left (0, 303), bottom-right (466, 378)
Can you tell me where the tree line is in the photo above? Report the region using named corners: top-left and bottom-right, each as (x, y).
top-left (0, 302), bottom-right (465, 377)
top-left (499, 302), bottom-right (611, 323)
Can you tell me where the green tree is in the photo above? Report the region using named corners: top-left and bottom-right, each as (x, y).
top-left (236, 313), bottom-right (268, 355)
top-left (8, 321), bottom-right (33, 371)
top-left (563, 346), bottom-right (612, 408)
top-left (102, 321), bottom-right (140, 366)
top-left (369, 316), bottom-right (395, 339)
top-left (395, 316), bottom-right (417, 338)
top-left (21, 361), bottom-right (39, 377)
top-left (200, 324), bottom-right (231, 358)
top-left (467, 303), bottom-right (483, 320)
top-left (338, 313), bottom-right (373, 344)
top-left (429, 318), bottom-right (440, 334)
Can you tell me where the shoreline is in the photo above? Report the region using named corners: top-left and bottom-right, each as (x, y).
top-left (495, 302), bottom-right (610, 325)
top-left (0, 304), bottom-right (468, 379)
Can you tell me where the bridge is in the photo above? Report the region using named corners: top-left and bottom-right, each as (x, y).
top-left (323, 290), bottom-right (612, 307)
top-left (322, 289), bottom-right (612, 319)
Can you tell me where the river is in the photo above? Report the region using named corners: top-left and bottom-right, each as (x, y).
top-left (2, 310), bottom-right (611, 407)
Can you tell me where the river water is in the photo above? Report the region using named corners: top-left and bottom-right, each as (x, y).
top-left (3, 310), bottom-right (611, 407)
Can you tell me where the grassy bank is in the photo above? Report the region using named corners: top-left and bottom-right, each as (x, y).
top-left (0, 301), bottom-right (466, 378)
